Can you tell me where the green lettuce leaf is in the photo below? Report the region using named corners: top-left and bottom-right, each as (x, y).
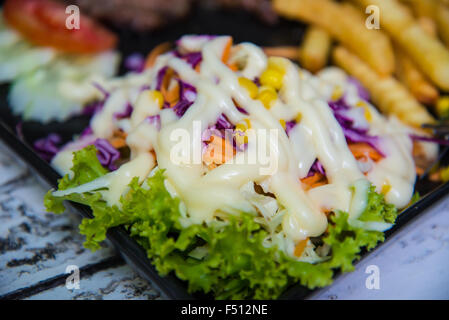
top-left (358, 185), bottom-right (398, 224)
top-left (44, 145), bottom-right (108, 215)
top-left (44, 147), bottom-right (398, 299)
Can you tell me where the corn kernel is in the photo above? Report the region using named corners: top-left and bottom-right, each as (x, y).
top-left (364, 108), bottom-right (373, 122)
top-left (234, 130), bottom-right (248, 145)
top-left (234, 120), bottom-right (250, 145)
top-left (355, 100), bottom-right (366, 108)
top-left (258, 86), bottom-right (278, 109)
top-left (295, 112), bottom-right (302, 123)
top-left (331, 85), bottom-right (343, 101)
top-left (238, 77), bottom-right (258, 99)
top-left (149, 90), bottom-right (164, 108)
top-left (235, 123), bottom-right (246, 132)
top-left (260, 69), bottom-right (284, 90)
top-left (381, 183), bottom-right (391, 195)
top-left (356, 101), bottom-right (373, 123)
top-left (267, 57), bottom-right (286, 73)
top-left (436, 96), bottom-right (449, 118)
top-left (440, 166), bottom-right (449, 182)
top-left (235, 119), bottom-right (251, 132)
top-left (279, 119), bottom-right (286, 129)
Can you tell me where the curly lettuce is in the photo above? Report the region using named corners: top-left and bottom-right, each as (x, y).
top-left (44, 146), bottom-right (398, 299)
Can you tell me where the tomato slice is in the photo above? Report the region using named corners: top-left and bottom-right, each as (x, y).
top-left (3, 0), bottom-right (117, 54)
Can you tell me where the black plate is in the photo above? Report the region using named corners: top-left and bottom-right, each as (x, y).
top-left (1, 5), bottom-right (449, 300)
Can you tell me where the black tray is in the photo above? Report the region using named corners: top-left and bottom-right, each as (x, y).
top-left (1, 5), bottom-right (449, 300)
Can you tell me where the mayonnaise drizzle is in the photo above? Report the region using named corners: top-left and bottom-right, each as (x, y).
top-left (54, 36), bottom-right (432, 244)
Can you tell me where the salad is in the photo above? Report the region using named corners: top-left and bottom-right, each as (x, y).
top-left (44, 35), bottom-right (437, 299)
top-left (0, 0), bottom-right (120, 123)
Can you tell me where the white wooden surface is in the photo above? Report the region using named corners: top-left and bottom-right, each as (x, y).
top-left (0, 140), bottom-right (448, 300)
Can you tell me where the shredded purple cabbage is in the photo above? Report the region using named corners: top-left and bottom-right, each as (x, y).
top-left (179, 80), bottom-right (197, 102)
top-left (34, 133), bottom-right (62, 162)
top-left (173, 100), bottom-right (194, 117)
top-left (113, 103), bottom-right (133, 120)
top-left (328, 98), bottom-right (350, 112)
top-left (285, 120), bottom-right (297, 136)
top-left (329, 98), bottom-right (384, 156)
top-left (216, 114), bottom-right (233, 130)
top-left (140, 84), bottom-right (151, 92)
top-left (124, 53), bottom-right (145, 73)
top-left (236, 106), bottom-right (249, 115)
top-left (202, 126), bottom-right (222, 142)
top-left (175, 51), bottom-right (202, 68)
top-left (307, 159), bottom-right (326, 177)
top-left (156, 66), bottom-right (168, 91)
top-left (348, 77), bottom-right (370, 101)
top-left (170, 79), bottom-right (197, 117)
top-left (94, 139), bottom-right (120, 171)
top-left (145, 115), bottom-right (161, 131)
top-left (92, 82), bottom-right (110, 98)
top-left (343, 127), bottom-right (383, 155)
top-left (80, 126), bottom-right (93, 137)
top-left (82, 100), bottom-right (104, 116)
top-left (410, 134), bottom-right (449, 146)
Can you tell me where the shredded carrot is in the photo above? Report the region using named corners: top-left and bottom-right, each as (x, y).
top-left (109, 130), bottom-right (128, 149)
top-left (110, 138), bottom-right (126, 149)
top-left (348, 142), bottom-right (383, 162)
top-left (228, 62), bottom-right (239, 71)
top-left (301, 173), bottom-right (328, 191)
top-left (158, 68), bottom-right (180, 106)
top-left (220, 37), bottom-right (239, 71)
top-left (163, 81), bottom-right (180, 106)
top-left (263, 46), bottom-right (300, 60)
top-left (144, 42), bottom-right (172, 69)
top-left (221, 37), bottom-right (233, 64)
top-left (294, 238), bottom-right (309, 257)
top-left (203, 135), bottom-right (235, 166)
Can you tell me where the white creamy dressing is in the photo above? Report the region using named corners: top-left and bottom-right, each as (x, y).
top-left (52, 36), bottom-right (432, 246)
top-left (316, 68), bottom-right (423, 209)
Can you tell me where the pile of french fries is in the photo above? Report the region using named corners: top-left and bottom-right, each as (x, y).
top-left (269, 0), bottom-right (449, 128)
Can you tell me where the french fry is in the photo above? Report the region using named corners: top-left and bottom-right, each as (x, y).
top-left (351, 0), bottom-right (449, 91)
top-left (341, 1), bottom-right (439, 104)
top-left (395, 16), bottom-right (439, 104)
top-left (333, 46), bottom-right (434, 127)
top-left (395, 47), bottom-right (439, 105)
top-left (273, 0), bottom-right (395, 76)
top-left (417, 16), bottom-right (437, 37)
top-left (263, 46), bottom-right (301, 60)
top-left (435, 2), bottom-right (449, 47)
top-left (405, 0), bottom-right (437, 18)
top-left (405, 0), bottom-right (449, 45)
top-left (299, 26), bottom-right (332, 73)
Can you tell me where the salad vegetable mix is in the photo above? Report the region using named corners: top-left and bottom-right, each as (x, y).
top-left (43, 35), bottom-right (437, 299)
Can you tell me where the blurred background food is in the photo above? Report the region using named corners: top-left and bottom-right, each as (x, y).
top-left (270, 0), bottom-right (449, 128)
top-left (59, 0), bottom-right (278, 31)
